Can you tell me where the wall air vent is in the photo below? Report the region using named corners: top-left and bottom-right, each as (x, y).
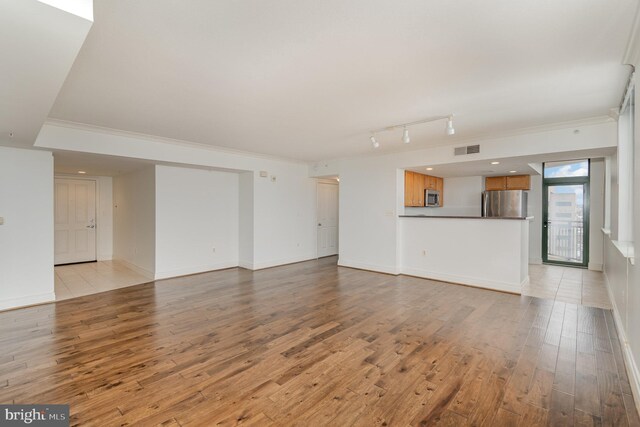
top-left (454, 144), bottom-right (480, 155)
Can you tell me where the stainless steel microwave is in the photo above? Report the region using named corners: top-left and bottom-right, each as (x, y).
top-left (425, 189), bottom-right (440, 207)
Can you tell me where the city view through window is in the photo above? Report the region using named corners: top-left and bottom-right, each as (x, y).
top-left (544, 160), bottom-right (589, 265)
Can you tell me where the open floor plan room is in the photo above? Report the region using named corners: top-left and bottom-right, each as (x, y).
top-left (1, 258), bottom-right (637, 426)
top-left (2, 0), bottom-right (640, 425)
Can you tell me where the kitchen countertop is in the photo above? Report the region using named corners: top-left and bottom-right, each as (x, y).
top-left (399, 215), bottom-right (533, 220)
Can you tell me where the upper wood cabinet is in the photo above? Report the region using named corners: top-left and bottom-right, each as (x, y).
top-left (435, 177), bottom-right (444, 206)
top-left (413, 173), bottom-right (425, 206)
top-left (404, 171), bottom-right (415, 206)
top-left (425, 175), bottom-right (437, 191)
top-left (485, 175), bottom-right (530, 191)
top-left (506, 175), bottom-right (530, 190)
top-left (485, 176), bottom-right (507, 191)
top-left (404, 171), bottom-right (444, 207)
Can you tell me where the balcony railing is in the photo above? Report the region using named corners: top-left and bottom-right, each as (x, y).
top-left (547, 220), bottom-right (584, 263)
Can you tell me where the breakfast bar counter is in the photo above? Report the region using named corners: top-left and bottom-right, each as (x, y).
top-left (398, 215), bottom-right (531, 294)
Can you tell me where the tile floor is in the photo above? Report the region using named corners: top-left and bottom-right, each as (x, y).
top-left (524, 263), bottom-right (612, 309)
top-left (54, 260), bottom-right (151, 301)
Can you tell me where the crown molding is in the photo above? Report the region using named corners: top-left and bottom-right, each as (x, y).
top-left (43, 119), bottom-right (307, 165)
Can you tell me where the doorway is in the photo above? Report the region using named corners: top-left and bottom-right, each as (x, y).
top-left (317, 179), bottom-right (339, 257)
top-left (54, 178), bottom-right (97, 265)
top-left (542, 160), bottom-right (590, 267)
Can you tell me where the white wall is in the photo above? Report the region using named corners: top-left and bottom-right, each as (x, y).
top-left (155, 165), bottom-right (239, 279)
top-left (400, 217), bottom-right (529, 293)
top-left (589, 159), bottom-right (605, 270)
top-left (252, 165), bottom-right (317, 269)
top-left (405, 176), bottom-right (483, 217)
top-left (113, 167), bottom-right (156, 277)
top-left (238, 172), bottom-right (254, 268)
top-left (36, 123), bottom-right (318, 272)
top-left (528, 174), bottom-right (543, 264)
top-left (0, 147), bottom-right (54, 309)
top-left (602, 27), bottom-right (640, 414)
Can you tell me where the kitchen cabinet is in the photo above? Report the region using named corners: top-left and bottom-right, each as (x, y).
top-left (506, 175), bottom-right (530, 190)
top-left (404, 171), bottom-right (444, 207)
top-left (485, 175), bottom-right (530, 191)
top-left (436, 177), bottom-right (444, 206)
top-left (425, 175), bottom-right (437, 191)
top-left (413, 173), bottom-right (425, 206)
top-left (485, 176), bottom-right (507, 191)
top-left (404, 171), bottom-right (415, 206)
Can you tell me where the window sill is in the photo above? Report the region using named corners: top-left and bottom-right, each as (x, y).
top-left (612, 240), bottom-right (635, 265)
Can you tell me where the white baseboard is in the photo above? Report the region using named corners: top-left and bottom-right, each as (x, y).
top-left (337, 258), bottom-right (399, 275)
top-left (97, 252), bottom-right (113, 261)
top-left (401, 266), bottom-right (523, 295)
top-left (588, 262), bottom-right (603, 271)
top-left (238, 261), bottom-right (254, 270)
top-left (154, 261), bottom-right (238, 280)
top-left (114, 258), bottom-right (154, 279)
top-left (603, 268), bottom-right (640, 416)
top-left (250, 254), bottom-right (317, 271)
top-left (529, 257), bottom-right (543, 265)
top-left (0, 292), bottom-right (56, 312)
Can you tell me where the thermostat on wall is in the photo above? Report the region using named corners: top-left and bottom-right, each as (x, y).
top-left (259, 171), bottom-right (268, 178)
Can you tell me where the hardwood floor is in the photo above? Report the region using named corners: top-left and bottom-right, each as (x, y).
top-left (1, 256), bottom-right (638, 426)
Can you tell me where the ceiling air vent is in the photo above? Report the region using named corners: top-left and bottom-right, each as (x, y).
top-left (454, 144), bottom-right (480, 155)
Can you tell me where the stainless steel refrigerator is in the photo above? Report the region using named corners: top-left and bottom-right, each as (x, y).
top-left (482, 190), bottom-right (528, 218)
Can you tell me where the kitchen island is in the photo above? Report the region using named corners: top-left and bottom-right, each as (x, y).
top-left (399, 215), bottom-right (532, 294)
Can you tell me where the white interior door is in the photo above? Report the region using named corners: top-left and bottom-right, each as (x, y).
top-left (317, 181), bottom-right (339, 257)
top-left (54, 178), bottom-right (97, 265)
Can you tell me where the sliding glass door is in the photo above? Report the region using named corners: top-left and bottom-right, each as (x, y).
top-left (542, 160), bottom-right (590, 267)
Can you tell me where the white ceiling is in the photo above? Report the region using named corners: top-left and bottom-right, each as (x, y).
top-left (0, 1), bottom-right (91, 147)
top-left (53, 151), bottom-right (154, 176)
top-left (48, 0), bottom-right (637, 161)
top-left (406, 147), bottom-right (616, 178)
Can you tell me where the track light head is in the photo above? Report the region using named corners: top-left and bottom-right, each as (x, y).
top-left (370, 135), bottom-right (379, 148)
top-left (446, 116), bottom-right (455, 136)
top-left (402, 127), bottom-right (410, 144)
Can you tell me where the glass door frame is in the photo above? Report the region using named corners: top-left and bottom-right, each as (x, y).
top-left (542, 161), bottom-right (590, 268)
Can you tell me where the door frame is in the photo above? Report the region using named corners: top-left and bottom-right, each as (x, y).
top-left (316, 178), bottom-right (339, 258)
top-left (541, 160), bottom-right (590, 268)
top-left (54, 175), bottom-right (100, 265)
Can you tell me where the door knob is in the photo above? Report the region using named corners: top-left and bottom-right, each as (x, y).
top-left (86, 225), bottom-right (95, 229)
top-left (318, 223), bottom-right (322, 226)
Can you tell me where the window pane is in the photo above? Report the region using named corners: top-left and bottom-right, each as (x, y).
top-left (544, 160), bottom-right (589, 178)
top-left (547, 184), bottom-right (585, 263)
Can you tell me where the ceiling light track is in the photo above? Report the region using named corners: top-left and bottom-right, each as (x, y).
top-left (369, 114), bottom-right (455, 149)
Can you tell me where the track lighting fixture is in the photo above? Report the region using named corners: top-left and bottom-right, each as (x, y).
top-left (370, 134), bottom-right (379, 148)
top-left (446, 116), bottom-right (455, 136)
top-left (402, 127), bottom-right (410, 144)
top-left (368, 114), bottom-right (455, 149)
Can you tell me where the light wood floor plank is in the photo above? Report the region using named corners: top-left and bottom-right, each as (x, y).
top-left (0, 256), bottom-right (637, 426)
